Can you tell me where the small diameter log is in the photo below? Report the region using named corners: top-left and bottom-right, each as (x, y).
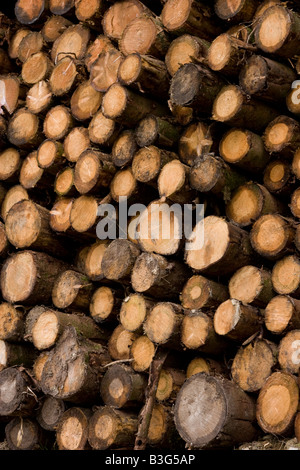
top-left (37, 139), bottom-right (65, 175)
top-left (0, 367), bottom-right (38, 417)
top-left (219, 128), bottom-right (269, 173)
top-left (0, 117), bottom-right (7, 150)
top-left (158, 159), bottom-right (196, 204)
top-left (5, 200), bottom-right (71, 259)
top-left (56, 408), bottom-right (91, 451)
top-left (111, 130), bottom-right (137, 168)
top-left (101, 239), bottom-right (140, 284)
top-left (64, 127), bottom-right (90, 163)
top-left (0, 75), bottom-right (20, 116)
top-left (189, 155), bottom-right (246, 201)
top-left (74, 150), bottom-right (115, 195)
top-left (52, 270), bottom-right (94, 312)
top-left (212, 85), bottom-right (278, 132)
top-left (118, 53), bottom-right (169, 100)
top-left (119, 14), bottom-right (170, 59)
top-left (214, 0), bottom-right (259, 22)
top-left (181, 311), bottom-right (229, 355)
top-left (185, 215), bottom-right (254, 277)
top-left (231, 338), bottom-right (277, 393)
top-left (8, 29), bottom-right (31, 59)
top-left (156, 368), bottom-right (185, 402)
top-left (0, 303), bottom-right (25, 342)
top-left (250, 215), bottom-right (295, 260)
top-left (26, 80), bottom-right (53, 115)
top-left (165, 34), bottom-right (210, 77)
top-left (186, 357), bottom-right (226, 379)
top-left (75, 0), bottom-right (106, 29)
top-left (102, 83), bottom-right (169, 128)
top-left (293, 149), bottom-right (300, 180)
top-left (102, 0), bottom-right (148, 40)
top-left (265, 296), bottom-right (300, 336)
top-left (178, 122), bottom-right (216, 166)
top-left (8, 108), bottom-right (41, 149)
top-left (5, 418), bottom-right (42, 451)
top-left (49, 56), bottom-right (78, 97)
top-left (170, 63), bottom-right (225, 114)
top-left (214, 299), bottom-right (262, 343)
top-left (253, 0), bottom-right (280, 20)
top-left (90, 49), bottom-right (123, 93)
top-left (286, 82), bottom-right (300, 117)
top-left (54, 167), bottom-right (76, 197)
top-left (263, 115), bottom-right (300, 158)
top-left (82, 240), bottom-right (110, 281)
top-left (0, 222), bottom-right (9, 258)
top-left (278, 330), bottom-right (300, 374)
top-left (174, 373), bottom-right (257, 449)
top-left (88, 407), bottom-right (138, 450)
top-left (148, 404), bottom-right (182, 448)
top-left (256, 371), bottom-right (299, 435)
top-left (0, 49), bottom-right (14, 74)
top-left (49, 0), bottom-right (74, 15)
top-left (135, 115), bottom-right (180, 149)
top-left (19, 151), bottom-right (53, 190)
top-left (51, 24), bottom-right (90, 63)
top-left (239, 55), bottom-right (296, 103)
top-left (130, 335), bottom-right (156, 372)
top-left (17, 32), bottom-right (44, 63)
top-left (272, 255), bottom-right (300, 298)
top-left (119, 293), bottom-right (154, 333)
top-left (132, 146), bottom-right (178, 185)
top-left (229, 265), bottom-right (274, 308)
top-left (143, 302), bottom-right (184, 349)
top-left (90, 286), bottom-right (122, 324)
top-left (131, 252), bottom-right (190, 300)
top-left (37, 397), bottom-right (66, 432)
top-left (70, 80), bottom-right (103, 121)
top-left (41, 326), bottom-right (111, 403)
top-left (226, 182), bottom-right (284, 227)
top-left (208, 34), bottom-right (249, 78)
top-left (88, 110), bottom-right (118, 147)
top-left (108, 325), bottom-right (138, 361)
top-left (69, 195), bottom-right (101, 236)
top-left (0, 340), bottom-right (37, 371)
top-left (263, 160), bottom-right (295, 196)
top-left (254, 5), bottom-right (300, 57)
top-left (180, 275), bottom-right (229, 311)
top-left (161, 0), bottom-right (221, 39)
top-left (0, 148), bottom-right (20, 183)
top-left (33, 351), bottom-right (51, 385)
top-left (43, 105), bottom-right (73, 141)
top-left (295, 226), bottom-right (300, 253)
top-left (42, 16), bottom-right (73, 43)
top-left (1, 250), bottom-right (68, 305)
top-left (84, 35), bottom-right (115, 72)
top-left (15, 0), bottom-right (47, 25)
top-left (100, 364), bottom-right (147, 408)
top-left (22, 52), bottom-right (53, 86)
top-left (290, 187), bottom-right (300, 219)
top-left (137, 199), bottom-right (183, 256)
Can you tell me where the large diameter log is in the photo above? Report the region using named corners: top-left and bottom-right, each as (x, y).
top-left (1, 250), bottom-right (68, 305)
top-left (231, 339), bottom-right (277, 393)
top-left (131, 252), bottom-right (190, 300)
top-left (254, 5), bottom-right (300, 57)
top-left (263, 115), bottom-right (300, 158)
top-left (180, 275), bottom-right (228, 310)
top-left (5, 200), bottom-right (72, 259)
top-left (88, 406), bottom-right (138, 450)
top-left (101, 239), bottom-right (140, 284)
top-left (212, 85), bottom-right (278, 132)
top-left (56, 407), bottom-right (91, 450)
top-left (256, 371), bottom-right (299, 436)
top-left (272, 255), bottom-right (300, 298)
top-left (161, 0), bottom-right (222, 39)
top-left (165, 34), bottom-right (210, 77)
top-left (185, 215), bottom-right (254, 277)
top-left (229, 265), bottom-right (274, 308)
top-left (219, 127), bottom-right (269, 173)
top-left (0, 367), bottom-right (38, 417)
top-left (100, 364), bottom-right (147, 408)
top-left (174, 373), bottom-right (257, 449)
top-left (250, 215), bottom-right (296, 260)
top-left (41, 326), bottom-right (111, 403)
top-left (239, 55), bottom-right (296, 103)
top-left (265, 296), bottom-right (300, 336)
top-left (170, 63), bottom-right (225, 114)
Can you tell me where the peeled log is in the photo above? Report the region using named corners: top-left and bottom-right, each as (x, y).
top-left (174, 373), bottom-right (257, 449)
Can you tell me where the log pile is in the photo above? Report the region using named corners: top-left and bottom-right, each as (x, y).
top-left (0, 0), bottom-right (299, 451)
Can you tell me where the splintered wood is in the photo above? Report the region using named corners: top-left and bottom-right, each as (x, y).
top-left (0, 0), bottom-right (300, 451)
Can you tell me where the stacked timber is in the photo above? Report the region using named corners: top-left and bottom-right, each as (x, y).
top-left (0, 0), bottom-right (299, 451)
